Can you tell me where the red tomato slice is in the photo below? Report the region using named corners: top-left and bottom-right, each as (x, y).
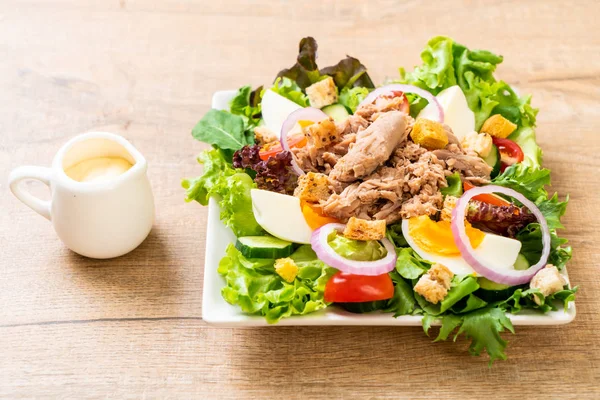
top-left (493, 137), bottom-right (524, 172)
top-left (324, 272), bottom-right (394, 303)
top-left (259, 135), bottom-right (307, 161)
top-left (377, 91), bottom-right (410, 114)
top-left (463, 180), bottom-right (511, 207)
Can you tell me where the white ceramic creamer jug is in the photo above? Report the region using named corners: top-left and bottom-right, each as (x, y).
top-left (9, 132), bottom-right (155, 259)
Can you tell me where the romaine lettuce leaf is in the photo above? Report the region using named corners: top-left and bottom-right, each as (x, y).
top-left (218, 244), bottom-right (336, 323)
top-left (414, 275), bottom-right (480, 316)
top-left (384, 270), bottom-right (419, 317)
top-left (182, 149), bottom-right (263, 237)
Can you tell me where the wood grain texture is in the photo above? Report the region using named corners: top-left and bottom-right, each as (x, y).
top-left (1, 0), bottom-right (600, 398)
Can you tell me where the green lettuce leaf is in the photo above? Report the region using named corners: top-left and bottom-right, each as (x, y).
top-left (339, 86), bottom-right (370, 113)
top-left (414, 275), bottom-right (480, 316)
top-left (218, 244), bottom-right (336, 323)
top-left (182, 149), bottom-right (263, 237)
top-left (499, 286), bottom-right (578, 314)
top-left (492, 164), bottom-right (550, 202)
top-left (441, 172), bottom-right (463, 197)
top-left (320, 56), bottom-right (375, 89)
top-left (327, 231), bottom-right (387, 261)
top-left (230, 85), bottom-right (263, 126)
top-left (399, 36), bottom-right (542, 163)
top-left (271, 77), bottom-right (309, 107)
top-left (516, 223), bottom-right (572, 269)
top-left (384, 271), bottom-right (419, 317)
top-left (191, 109), bottom-right (253, 155)
top-left (394, 247), bottom-right (432, 280)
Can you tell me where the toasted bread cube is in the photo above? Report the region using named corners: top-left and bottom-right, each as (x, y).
top-left (306, 76), bottom-right (338, 108)
top-left (254, 126), bottom-right (278, 146)
top-left (480, 114), bottom-right (517, 139)
top-left (414, 276), bottom-right (448, 304)
top-left (440, 196), bottom-right (458, 222)
top-left (427, 263), bottom-right (454, 290)
top-left (461, 130), bottom-right (493, 157)
top-left (410, 118), bottom-right (449, 150)
top-left (274, 258), bottom-right (299, 283)
top-left (343, 217), bottom-right (386, 241)
top-left (294, 172), bottom-right (332, 203)
top-left (303, 118), bottom-right (339, 149)
top-left (530, 265), bottom-right (567, 305)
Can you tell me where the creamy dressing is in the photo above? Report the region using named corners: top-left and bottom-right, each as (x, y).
top-left (65, 157), bottom-right (133, 183)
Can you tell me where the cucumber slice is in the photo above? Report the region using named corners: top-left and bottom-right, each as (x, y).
top-left (483, 144), bottom-right (501, 178)
top-left (322, 103), bottom-right (350, 122)
top-left (514, 254), bottom-right (530, 271)
top-left (235, 235), bottom-right (294, 259)
top-left (476, 276), bottom-right (524, 302)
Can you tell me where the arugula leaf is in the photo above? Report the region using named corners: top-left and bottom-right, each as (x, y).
top-left (339, 86), bottom-right (370, 113)
top-left (182, 149), bottom-right (263, 237)
top-left (271, 77), bottom-right (309, 107)
top-left (191, 109), bottom-right (253, 154)
top-left (218, 244), bottom-right (336, 323)
top-left (441, 172), bottom-right (463, 197)
top-left (230, 85), bottom-right (263, 125)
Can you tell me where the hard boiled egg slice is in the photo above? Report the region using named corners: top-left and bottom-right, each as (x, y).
top-left (401, 216), bottom-right (522, 276)
top-left (251, 189), bottom-right (312, 244)
top-left (261, 89), bottom-right (303, 136)
top-left (418, 85), bottom-right (475, 141)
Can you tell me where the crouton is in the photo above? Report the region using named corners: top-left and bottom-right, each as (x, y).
top-left (274, 258), bottom-right (299, 283)
top-left (480, 114), bottom-right (517, 139)
top-left (254, 126), bottom-right (278, 146)
top-left (530, 265), bottom-right (567, 305)
top-left (303, 118), bottom-right (339, 149)
top-left (294, 172), bottom-right (332, 203)
top-left (305, 76), bottom-right (338, 108)
top-left (414, 263), bottom-right (454, 304)
top-left (410, 118), bottom-right (449, 150)
top-left (343, 217), bottom-right (386, 241)
top-left (427, 263), bottom-right (454, 290)
top-left (461, 130), bottom-right (493, 157)
top-left (441, 196), bottom-right (458, 222)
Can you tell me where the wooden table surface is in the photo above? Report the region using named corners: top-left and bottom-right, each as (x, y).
top-left (2, 0), bottom-right (600, 398)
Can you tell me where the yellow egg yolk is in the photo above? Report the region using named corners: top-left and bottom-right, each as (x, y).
top-left (408, 215), bottom-right (485, 255)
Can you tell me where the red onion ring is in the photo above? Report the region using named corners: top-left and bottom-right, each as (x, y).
top-left (451, 185), bottom-right (551, 285)
top-left (280, 107), bottom-right (328, 176)
top-left (311, 223), bottom-right (397, 276)
top-left (358, 84), bottom-right (444, 123)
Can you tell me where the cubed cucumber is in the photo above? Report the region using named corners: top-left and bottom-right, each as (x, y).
top-left (483, 144), bottom-right (501, 178)
top-left (322, 103), bottom-right (350, 122)
top-left (235, 235), bottom-right (294, 259)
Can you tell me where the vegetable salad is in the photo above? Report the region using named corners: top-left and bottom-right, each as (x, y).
top-left (183, 37), bottom-right (576, 364)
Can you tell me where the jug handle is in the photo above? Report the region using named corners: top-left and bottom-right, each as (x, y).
top-left (9, 166), bottom-right (53, 221)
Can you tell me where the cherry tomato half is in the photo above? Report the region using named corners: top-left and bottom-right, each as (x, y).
top-left (493, 137), bottom-right (524, 172)
top-left (259, 135), bottom-right (307, 161)
top-left (463, 180), bottom-right (511, 207)
top-left (376, 91), bottom-right (410, 114)
top-left (324, 272), bottom-right (394, 303)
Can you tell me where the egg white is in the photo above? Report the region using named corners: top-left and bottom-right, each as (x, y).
top-left (400, 219), bottom-right (522, 276)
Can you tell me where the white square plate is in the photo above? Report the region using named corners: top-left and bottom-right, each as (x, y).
top-left (201, 90), bottom-right (576, 327)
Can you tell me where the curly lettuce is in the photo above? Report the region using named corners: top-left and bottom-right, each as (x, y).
top-left (218, 244), bottom-right (336, 323)
top-left (182, 149), bottom-right (263, 237)
top-left (399, 36), bottom-right (542, 167)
